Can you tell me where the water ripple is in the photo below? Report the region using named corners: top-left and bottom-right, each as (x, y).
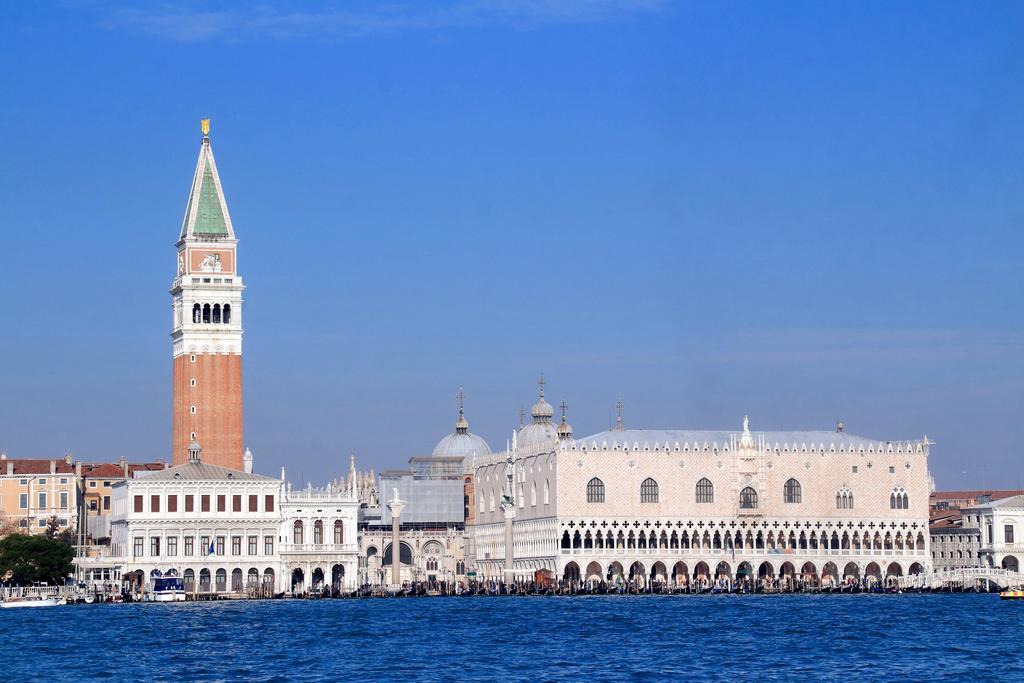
top-left (1, 594), bottom-right (1022, 681)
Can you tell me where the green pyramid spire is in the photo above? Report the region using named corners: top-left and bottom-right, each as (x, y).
top-left (193, 158), bottom-right (228, 236)
top-left (180, 122), bottom-right (234, 241)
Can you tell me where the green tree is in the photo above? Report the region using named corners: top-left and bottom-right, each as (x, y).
top-left (0, 534), bottom-right (74, 585)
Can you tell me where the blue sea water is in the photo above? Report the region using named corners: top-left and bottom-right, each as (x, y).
top-left (2, 594), bottom-right (1021, 681)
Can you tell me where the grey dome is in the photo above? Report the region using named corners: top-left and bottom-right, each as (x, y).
top-left (432, 402), bottom-right (491, 459)
top-left (517, 421), bottom-right (559, 451)
top-left (432, 430), bottom-right (492, 459)
top-left (516, 380), bottom-right (559, 452)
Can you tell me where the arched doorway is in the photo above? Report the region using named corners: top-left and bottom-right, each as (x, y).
top-left (800, 561), bottom-right (818, 585)
top-left (563, 561), bottom-right (581, 583)
top-left (1002, 556), bottom-right (1019, 572)
top-left (779, 561), bottom-right (795, 578)
top-left (715, 561), bottom-right (731, 582)
top-left (585, 561), bottom-right (602, 583)
top-left (735, 561), bottom-right (753, 588)
top-left (672, 561), bottom-right (689, 587)
top-left (821, 562), bottom-right (839, 588)
top-left (758, 561), bottom-right (774, 579)
top-left (247, 568), bottom-right (259, 588)
top-left (199, 568), bottom-right (211, 593)
top-left (650, 561), bottom-right (668, 585)
top-left (885, 562), bottom-right (903, 586)
top-left (383, 542), bottom-right (413, 566)
top-left (231, 568), bottom-right (243, 592)
top-left (908, 562), bottom-right (924, 575)
top-left (332, 564), bottom-right (345, 591)
top-left (263, 568), bottom-right (275, 591)
top-left (311, 567), bottom-right (325, 590)
top-left (183, 568), bottom-right (195, 593)
top-left (607, 561), bottom-right (624, 583)
top-left (291, 568), bottom-right (305, 593)
top-left (628, 561), bottom-right (646, 588)
top-left (843, 562), bottom-right (860, 583)
top-left (864, 562), bottom-right (882, 583)
top-left (693, 561), bottom-right (710, 586)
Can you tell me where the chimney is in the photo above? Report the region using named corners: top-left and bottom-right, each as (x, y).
top-left (50, 459), bottom-right (57, 475)
top-left (119, 455), bottom-right (128, 478)
top-left (64, 452), bottom-right (73, 465)
top-left (5, 460), bottom-right (12, 476)
top-left (836, 420), bottom-right (844, 433)
top-left (1, 452), bottom-right (7, 461)
top-left (75, 461), bottom-right (82, 477)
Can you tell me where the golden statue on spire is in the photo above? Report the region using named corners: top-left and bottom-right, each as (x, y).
top-left (201, 118), bottom-right (211, 138)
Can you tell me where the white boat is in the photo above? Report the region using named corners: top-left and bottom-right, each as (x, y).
top-left (150, 576), bottom-right (186, 602)
top-left (1, 596), bottom-right (66, 608)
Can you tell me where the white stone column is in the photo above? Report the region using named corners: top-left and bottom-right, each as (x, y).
top-left (388, 494), bottom-right (405, 589)
top-left (503, 506), bottom-right (516, 585)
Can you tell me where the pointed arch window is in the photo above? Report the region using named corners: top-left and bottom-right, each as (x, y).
top-left (313, 520), bottom-right (324, 545)
top-left (640, 478), bottom-right (659, 503)
top-left (293, 520), bottom-right (303, 545)
top-left (530, 482), bottom-right (537, 506)
top-left (333, 520), bottom-right (344, 545)
top-left (740, 486), bottom-right (758, 509)
top-left (543, 479), bottom-right (550, 505)
top-left (586, 478), bottom-right (605, 503)
top-left (836, 487), bottom-right (854, 509)
top-left (784, 478), bottom-right (802, 504)
top-left (223, 304), bottom-right (231, 324)
top-left (696, 478), bottom-right (714, 503)
top-left (890, 487), bottom-right (909, 510)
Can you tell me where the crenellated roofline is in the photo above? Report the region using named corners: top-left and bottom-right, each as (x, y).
top-left (558, 429), bottom-right (930, 456)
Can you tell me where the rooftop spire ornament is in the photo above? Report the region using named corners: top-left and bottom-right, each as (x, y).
top-left (201, 118), bottom-right (210, 139)
top-left (614, 397), bottom-right (624, 431)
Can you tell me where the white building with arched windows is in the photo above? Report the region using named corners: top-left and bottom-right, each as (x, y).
top-left (105, 446), bottom-right (361, 596)
top-left (473, 406), bottom-right (933, 588)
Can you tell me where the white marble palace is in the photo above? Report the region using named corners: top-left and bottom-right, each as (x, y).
top-left (472, 384), bottom-right (933, 588)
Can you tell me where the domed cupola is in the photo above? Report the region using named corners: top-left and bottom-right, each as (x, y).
top-left (557, 400), bottom-right (573, 441)
top-left (431, 386), bottom-right (492, 460)
top-left (517, 376), bottom-right (560, 452)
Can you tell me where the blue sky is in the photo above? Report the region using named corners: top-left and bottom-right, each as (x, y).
top-left (1, 1), bottom-right (1022, 488)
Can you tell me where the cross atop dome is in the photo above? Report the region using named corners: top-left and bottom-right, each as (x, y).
top-left (531, 375), bottom-right (554, 423)
top-left (558, 400), bottom-right (573, 440)
top-left (455, 385), bottom-right (469, 434)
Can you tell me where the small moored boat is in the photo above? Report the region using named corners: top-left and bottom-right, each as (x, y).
top-left (150, 576), bottom-right (186, 602)
top-left (1, 595), bottom-right (66, 609)
top-left (998, 590), bottom-right (1024, 600)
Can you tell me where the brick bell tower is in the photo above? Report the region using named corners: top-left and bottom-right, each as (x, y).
top-left (170, 119), bottom-right (244, 470)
